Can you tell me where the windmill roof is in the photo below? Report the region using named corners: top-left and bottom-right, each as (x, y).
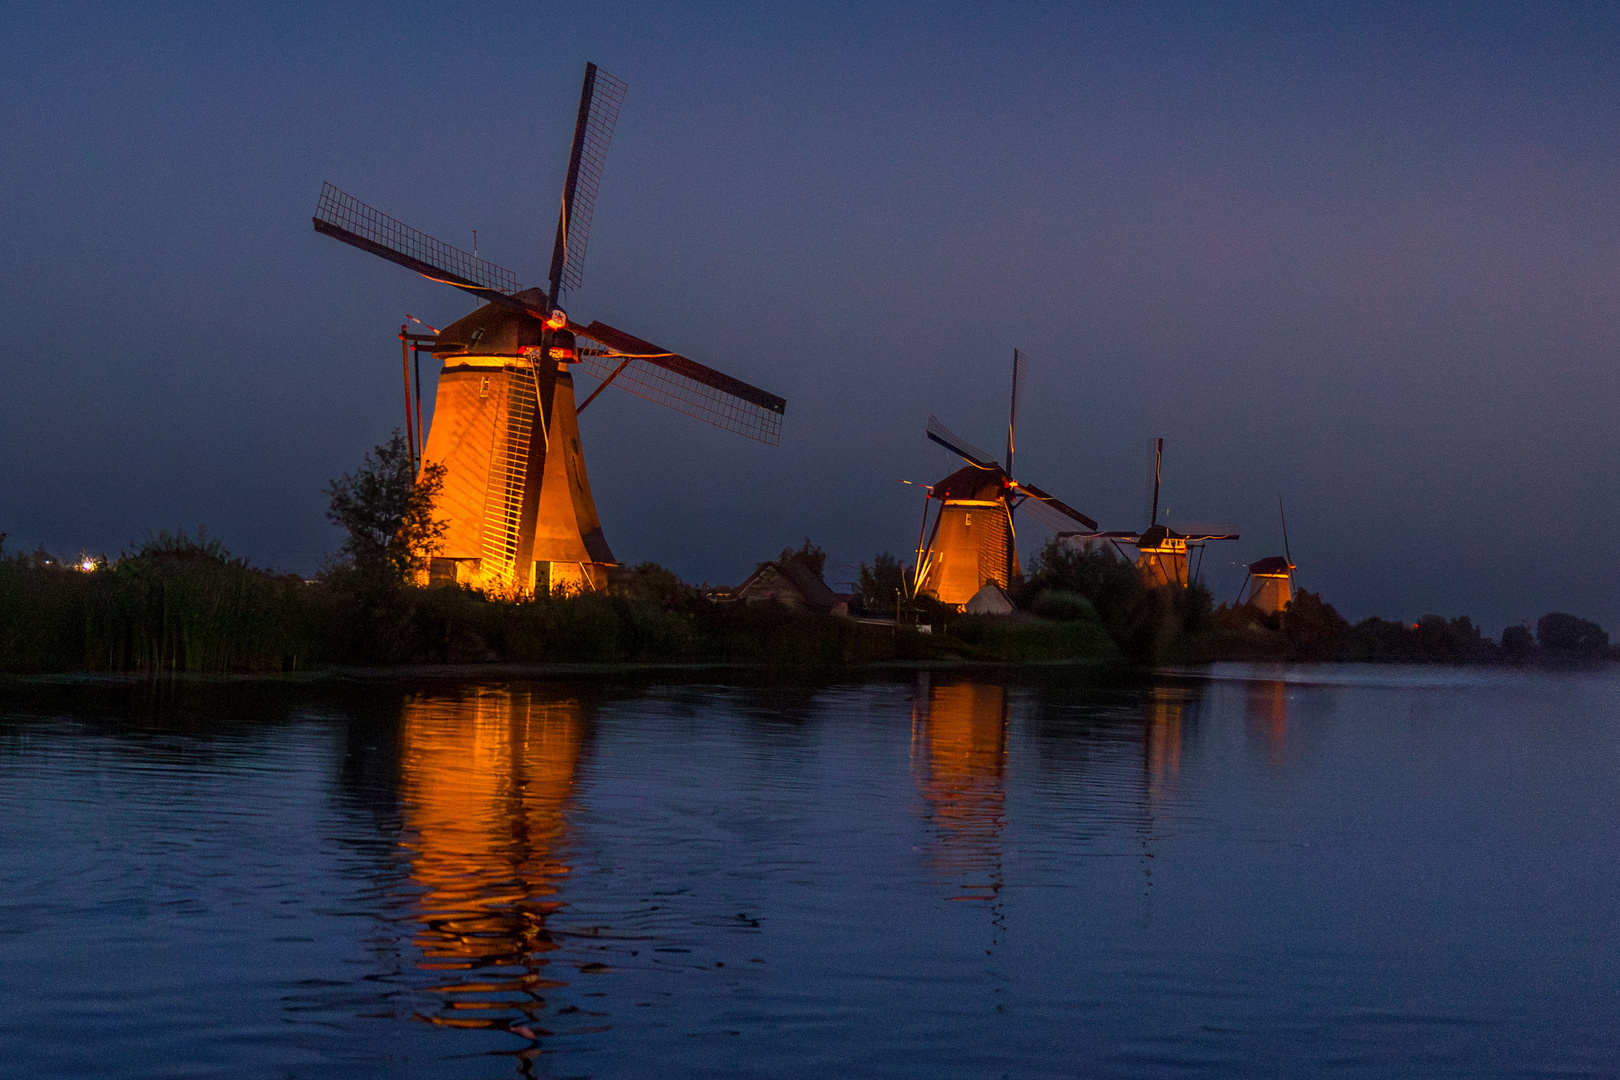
top-left (1247, 556), bottom-right (1294, 576)
top-left (930, 463), bottom-right (1007, 502)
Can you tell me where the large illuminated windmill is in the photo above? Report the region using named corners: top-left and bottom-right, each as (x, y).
top-left (313, 63), bottom-right (786, 595)
top-left (1062, 438), bottom-right (1238, 589)
top-left (913, 351), bottom-right (1097, 608)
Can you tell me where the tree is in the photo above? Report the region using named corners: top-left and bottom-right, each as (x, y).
top-left (324, 431), bottom-right (446, 588)
top-left (777, 537), bottom-right (827, 580)
top-left (857, 552), bottom-right (911, 612)
top-left (1537, 612), bottom-right (1609, 656)
top-left (1501, 624), bottom-right (1536, 657)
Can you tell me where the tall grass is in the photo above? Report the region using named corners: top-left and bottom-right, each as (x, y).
top-left (0, 531), bottom-right (323, 674)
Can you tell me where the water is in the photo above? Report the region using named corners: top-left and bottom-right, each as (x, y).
top-left (2, 664), bottom-right (1618, 1078)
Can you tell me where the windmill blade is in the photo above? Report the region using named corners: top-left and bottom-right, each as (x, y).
top-left (1007, 348), bottom-right (1028, 476)
top-left (1145, 436), bottom-right (1164, 527)
top-left (549, 63), bottom-right (629, 302)
top-left (573, 320), bottom-right (785, 444)
top-left (925, 416), bottom-right (998, 469)
top-left (1279, 497), bottom-right (1293, 566)
top-left (1174, 523), bottom-right (1242, 541)
top-left (313, 184), bottom-right (538, 312)
top-left (1010, 480), bottom-right (1098, 531)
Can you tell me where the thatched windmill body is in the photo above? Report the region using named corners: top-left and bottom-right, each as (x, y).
top-left (1062, 438), bottom-right (1238, 589)
top-left (313, 65), bottom-right (785, 595)
top-left (913, 352), bottom-right (1097, 608)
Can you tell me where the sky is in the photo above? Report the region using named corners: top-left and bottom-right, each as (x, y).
top-left (4, 1), bottom-right (1619, 636)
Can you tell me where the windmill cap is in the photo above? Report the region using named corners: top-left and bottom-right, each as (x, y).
top-left (929, 462), bottom-right (1009, 500)
top-left (1137, 523), bottom-right (1184, 548)
top-left (432, 287), bottom-right (549, 359)
top-left (1248, 555), bottom-right (1293, 575)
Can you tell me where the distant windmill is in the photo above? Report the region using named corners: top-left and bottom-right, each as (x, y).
top-left (312, 64), bottom-right (785, 595)
top-left (912, 351), bottom-right (1097, 608)
top-left (1062, 438), bottom-right (1238, 589)
top-left (1240, 498), bottom-right (1296, 614)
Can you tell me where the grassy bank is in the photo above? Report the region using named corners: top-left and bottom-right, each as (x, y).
top-left (0, 537), bottom-right (1123, 676)
top-left (6, 524), bottom-right (1608, 677)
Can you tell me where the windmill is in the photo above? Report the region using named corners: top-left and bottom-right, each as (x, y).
top-left (1240, 498), bottom-right (1296, 614)
top-left (912, 351), bottom-right (1097, 608)
top-left (1061, 438), bottom-right (1238, 589)
top-left (312, 63), bottom-right (786, 595)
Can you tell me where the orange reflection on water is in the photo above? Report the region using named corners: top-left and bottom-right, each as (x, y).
top-left (1246, 680), bottom-right (1288, 757)
top-left (398, 687), bottom-right (587, 1033)
top-left (912, 678), bottom-right (1007, 901)
top-left (1144, 686), bottom-right (1187, 787)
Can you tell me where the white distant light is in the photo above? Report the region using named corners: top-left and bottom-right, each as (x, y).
top-left (79, 558), bottom-right (96, 572)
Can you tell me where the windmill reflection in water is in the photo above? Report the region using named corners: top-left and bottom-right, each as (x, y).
top-left (911, 675), bottom-right (1008, 909)
top-left (397, 687), bottom-right (591, 1040)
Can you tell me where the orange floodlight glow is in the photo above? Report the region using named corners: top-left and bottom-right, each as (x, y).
top-left (544, 310), bottom-right (568, 330)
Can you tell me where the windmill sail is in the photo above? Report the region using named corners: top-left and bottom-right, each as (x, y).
top-left (1010, 480), bottom-right (1097, 531)
top-left (550, 64), bottom-right (629, 300)
top-left (575, 321), bottom-right (785, 444)
top-left (1006, 348), bottom-right (1028, 476)
top-left (314, 184), bottom-right (532, 308)
top-left (926, 416), bottom-right (998, 469)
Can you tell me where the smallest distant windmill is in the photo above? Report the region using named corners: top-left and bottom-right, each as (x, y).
top-left (1062, 438), bottom-right (1238, 588)
top-left (912, 351), bottom-right (1097, 608)
top-left (1240, 498), bottom-right (1296, 614)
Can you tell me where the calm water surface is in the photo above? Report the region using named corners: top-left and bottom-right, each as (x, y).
top-left (2, 665), bottom-right (1617, 1078)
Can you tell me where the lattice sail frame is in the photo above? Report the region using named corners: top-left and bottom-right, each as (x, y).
top-left (560, 68), bottom-right (628, 293)
top-left (315, 183), bottom-right (523, 295)
top-left (577, 350), bottom-right (783, 445)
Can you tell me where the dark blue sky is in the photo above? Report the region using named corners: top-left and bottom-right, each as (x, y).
top-left (4, 2), bottom-right (1619, 635)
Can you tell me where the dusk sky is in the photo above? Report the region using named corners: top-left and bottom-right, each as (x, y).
top-left (5, 2), bottom-right (1619, 635)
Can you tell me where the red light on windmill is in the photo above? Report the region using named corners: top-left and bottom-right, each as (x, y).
top-left (544, 310), bottom-right (568, 330)
top-left (548, 346), bottom-right (575, 360)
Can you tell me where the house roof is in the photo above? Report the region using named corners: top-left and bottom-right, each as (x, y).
top-left (734, 559), bottom-right (840, 612)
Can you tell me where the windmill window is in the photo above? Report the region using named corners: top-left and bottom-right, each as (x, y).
top-left (480, 375), bottom-right (490, 398)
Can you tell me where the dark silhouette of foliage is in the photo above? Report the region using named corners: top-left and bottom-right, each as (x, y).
top-left (1501, 624), bottom-right (1536, 657)
top-left (323, 431), bottom-right (447, 589)
top-left (610, 561), bottom-right (694, 608)
top-left (857, 552), bottom-right (911, 613)
top-left (1537, 612), bottom-right (1609, 656)
top-left (1021, 537), bottom-right (1222, 658)
top-left (776, 537), bottom-right (827, 580)
top-left (1030, 589), bottom-right (1099, 622)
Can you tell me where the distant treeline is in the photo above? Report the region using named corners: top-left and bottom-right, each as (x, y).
top-left (979, 537), bottom-right (1612, 666)
top-left (3, 529), bottom-right (1603, 676)
top-left (2, 434), bottom-right (1607, 676)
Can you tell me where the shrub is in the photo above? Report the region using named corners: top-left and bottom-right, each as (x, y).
top-left (1031, 589), bottom-right (1099, 622)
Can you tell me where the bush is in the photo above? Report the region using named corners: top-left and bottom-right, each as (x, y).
top-left (1031, 589), bottom-right (1099, 622)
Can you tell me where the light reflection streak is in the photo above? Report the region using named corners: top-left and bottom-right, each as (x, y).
top-left (911, 675), bottom-right (1008, 910)
top-left (396, 686), bottom-right (591, 1051)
